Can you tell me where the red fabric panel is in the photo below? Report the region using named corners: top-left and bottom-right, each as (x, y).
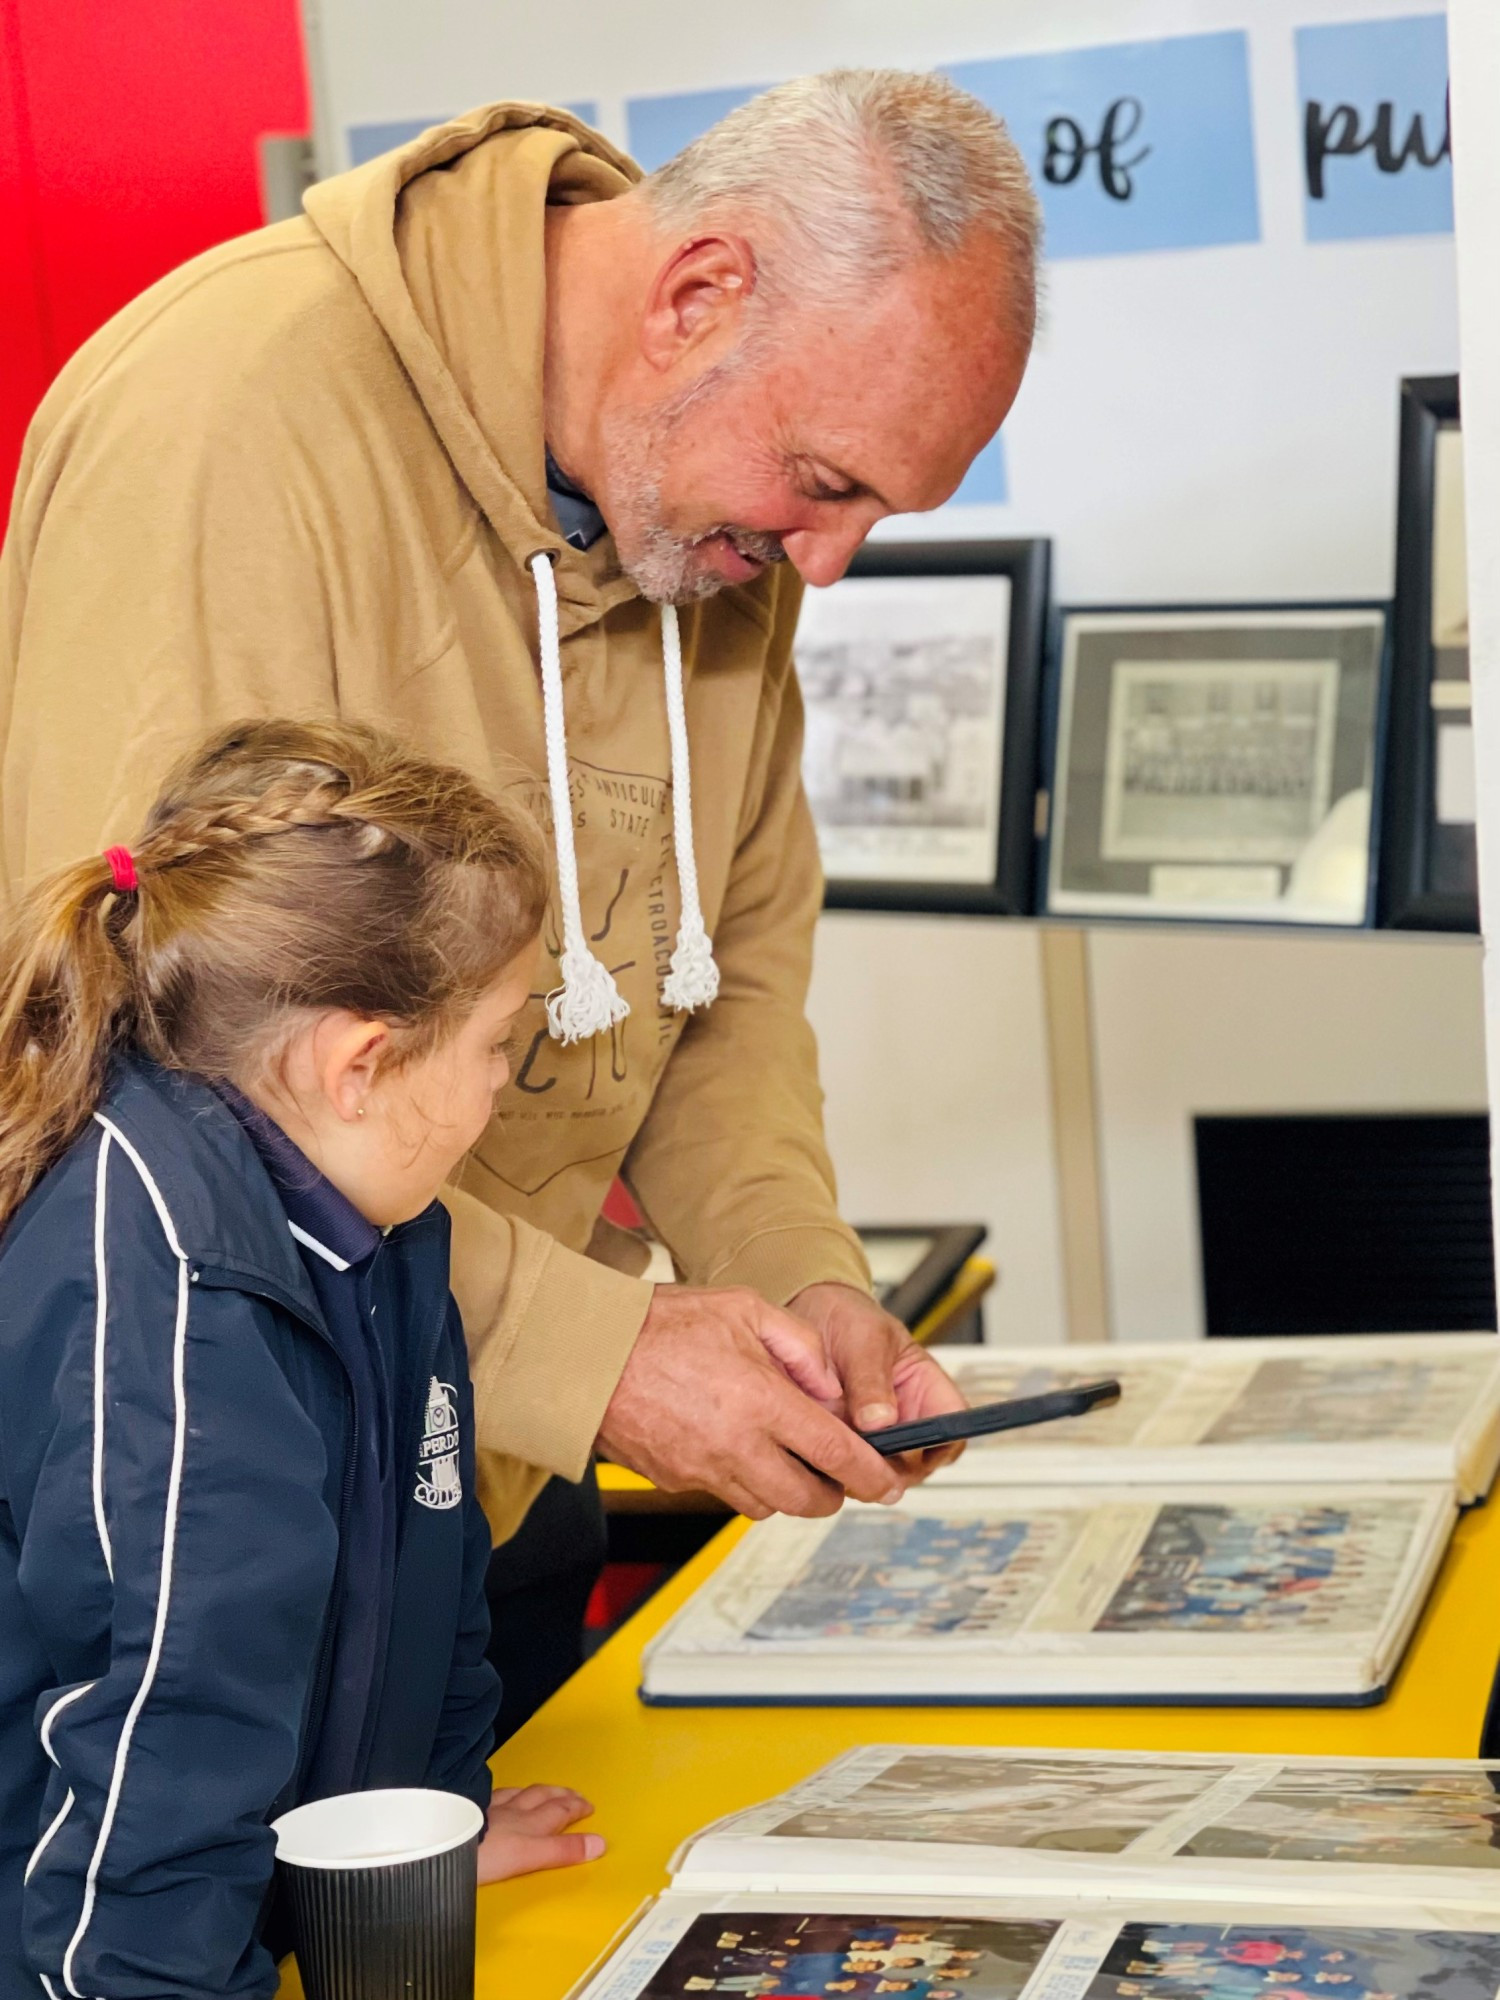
top-left (601, 1179), bottom-right (645, 1230)
top-left (0, 0), bottom-right (308, 500)
top-left (0, 0), bottom-right (53, 511)
top-left (584, 1563), bottom-right (665, 1631)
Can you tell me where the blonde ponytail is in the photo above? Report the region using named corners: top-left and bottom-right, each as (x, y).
top-left (0, 856), bottom-right (137, 1225)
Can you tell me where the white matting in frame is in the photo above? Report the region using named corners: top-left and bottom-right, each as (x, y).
top-left (796, 573), bottom-right (1011, 886)
top-left (1047, 608), bottom-right (1387, 926)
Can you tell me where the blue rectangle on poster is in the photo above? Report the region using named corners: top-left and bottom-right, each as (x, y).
top-left (626, 86), bottom-right (762, 172)
top-left (948, 31), bottom-right (1260, 258)
top-left (1295, 15), bottom-right (1451, 241)
top-left (348, 104), bottom-right (599, 168)
top-left (950, 436), bottom-right (1008, 507)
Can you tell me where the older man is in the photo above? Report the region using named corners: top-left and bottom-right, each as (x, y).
top-left (0, 73), bottom-right (1037, 1600)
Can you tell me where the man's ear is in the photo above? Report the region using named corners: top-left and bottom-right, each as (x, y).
top-left (314, 1013), bottom-right (391, 1123)
top-left (640, 232), bottom-right (757, 372)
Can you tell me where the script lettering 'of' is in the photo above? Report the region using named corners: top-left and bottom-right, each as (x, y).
top-left (1043, 97), bottom-right (1151, 203)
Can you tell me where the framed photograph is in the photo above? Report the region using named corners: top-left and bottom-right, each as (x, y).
top-left (1043, 606), bottom-right (1389, 926)
top-left (1378, 375), bottom-right (1477, 931)
top-left (794, 539), bottom-right (1049, 915)
top-left (856, 1222), bottom-right (988, 1329)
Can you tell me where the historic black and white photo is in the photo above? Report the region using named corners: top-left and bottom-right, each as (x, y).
top-left (796, 574), bottom-right (1011, 885)
top-left (1100, 660), bottom-right (1340, 867)
top-left (787, 541), bottom-right (1048, 915)
top-left (1046, 608), bottom-right (1387, 925)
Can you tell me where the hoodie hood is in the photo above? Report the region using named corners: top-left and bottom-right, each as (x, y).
top-left (305, 105), bottom-right (719, 1039)
top-left (304, 103), bottom-right (641, 641)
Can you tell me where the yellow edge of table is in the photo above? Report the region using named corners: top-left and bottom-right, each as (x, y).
top-left (595, 1255), bottom-right (997, 1503)
top-left (275, 1488), bottom-right (1500, 2000)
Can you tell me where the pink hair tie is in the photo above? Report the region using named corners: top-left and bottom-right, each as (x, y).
top-left (103, 845), bottom-right (138, 893)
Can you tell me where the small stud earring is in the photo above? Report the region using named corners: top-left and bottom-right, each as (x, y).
top-left (355, 1107), bottom-right (366, 1118)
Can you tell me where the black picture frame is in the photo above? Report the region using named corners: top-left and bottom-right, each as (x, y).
top-left (1040, 602), bottom-right (1390, 928)
top-left (1378, 375), bottom-right (1478, 932)
top-left (856, 1222), bottom-right (989, 1329)
top-left (794, 539), bottom-right (1050, 916)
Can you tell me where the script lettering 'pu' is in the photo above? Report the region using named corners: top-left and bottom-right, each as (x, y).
top-left (1304, 94), bottom-right (1450, 201)
top-left (1294, 15), bottom-right (1452, 240)
top-left (1043, 97), bottom-right (1151, 202)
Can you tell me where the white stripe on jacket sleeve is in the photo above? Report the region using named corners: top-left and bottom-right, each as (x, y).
top-left (59, 1118), bottom-right (193, 1999)
top-left (25, 1677), bottom-right (96, 1888)
top-left (25, 1791), bottom-right (76, 1887)
top-left (27, 1123), bottom-right (120, 1927)
top-left (38, 1682), bottom-right (94, 1767)
top-left (91, 1130), bottom-right (114, 1583)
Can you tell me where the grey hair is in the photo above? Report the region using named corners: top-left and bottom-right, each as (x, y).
top-left (642, 68), bottom-right (1041, 343)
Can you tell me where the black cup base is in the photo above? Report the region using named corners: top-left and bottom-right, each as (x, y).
top-left (280, 1837), bottom-right (477, 2000)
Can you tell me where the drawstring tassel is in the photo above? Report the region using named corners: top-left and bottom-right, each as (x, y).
top-left (530, 552), bottom-right (631, 1044)
top-left (549, 941), bottom-right (630, 1045)
top-left (659, 602), bottom-right (721, 1014)
top-left (663, 919), bottom-right (718, 1012)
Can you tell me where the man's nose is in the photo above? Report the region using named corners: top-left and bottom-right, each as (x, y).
top-left (781, 517), bottom-right (877, 589)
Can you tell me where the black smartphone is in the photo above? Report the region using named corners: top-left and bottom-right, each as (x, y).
top-left (862, 1379), bottom-right (1122, 1457)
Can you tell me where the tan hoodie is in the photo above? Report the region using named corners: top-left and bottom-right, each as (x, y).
top-left (0, 104), bottom-right (871, 1541)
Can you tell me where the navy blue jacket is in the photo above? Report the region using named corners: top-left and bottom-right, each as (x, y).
top-left (0, 1060), bottom-right (497, 2000)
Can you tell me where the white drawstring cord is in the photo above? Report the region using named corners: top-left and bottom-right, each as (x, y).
top-left (659, 602), bottom-right (721, 1013)
top-left (530, 551), bottom-right (631, 1044)
top-left (529, 554), bottom-right (719, 1039)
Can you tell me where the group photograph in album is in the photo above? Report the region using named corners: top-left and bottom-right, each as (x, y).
top-left (663, 1748), bottom-right (1500, 1902)
top-left (639, 1331), bottom-right (1500, 1706)
top-left (639, 1486), bottom-right (1453, 1706)
top-left (588, 1910), bottom-right (1500, 2000)
top-left (924, 1334), bottom-right (1500, 1499)
top-left (569, 1750), bottom-right (1500, 2000)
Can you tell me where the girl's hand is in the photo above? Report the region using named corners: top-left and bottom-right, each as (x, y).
top-left (476, 1784), bottom-right (606, 1883)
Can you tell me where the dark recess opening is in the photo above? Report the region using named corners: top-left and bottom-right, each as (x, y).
top-left (1195, 1112), bottom-right (1497, 1338)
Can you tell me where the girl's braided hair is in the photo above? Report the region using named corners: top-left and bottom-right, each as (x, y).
top-left (0, 718), bottom-right (548, 1229)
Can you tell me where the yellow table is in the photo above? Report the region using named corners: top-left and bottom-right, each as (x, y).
top-left (441, 1490), bottom-right (1500, 2000)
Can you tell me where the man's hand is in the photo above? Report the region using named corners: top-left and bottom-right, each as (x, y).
top-left (788, 1282), bottom-right (970, 1484)
top-left (476, 1785), bottom-right (605, 1885)
top-left (597, 1285), bottom-right (907, 1520)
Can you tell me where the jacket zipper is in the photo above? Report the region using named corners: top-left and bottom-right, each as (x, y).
top-left (202, 1217), bottom-right (448, 1798)
top-left (198, 1260), bottom-right (359, 1802)
top-left (296, 1372), bottom-right (358, 1793)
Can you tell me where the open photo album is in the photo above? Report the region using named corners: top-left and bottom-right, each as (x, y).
top-left (571, 1748), bottom-right (1500, 1999)
top-left (569, 1895), bottom-right (1500, 2000)
top-left (930, 1334), bottom-right (1500, 1503)
top-left (638, 1485), bottom-right (1456, 1707)
top-left (668, 1746), bottom-right (1500, 1909)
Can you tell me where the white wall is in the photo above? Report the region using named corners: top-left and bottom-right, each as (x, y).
top-left (1091, 930), bottom-right (1486, 1341)
top-left (301, 0), bottom-right (1488, 1341)
top-left (806, 916), bottom-right (1068, 1343)
top-left (305, 0), bottom-right (1461, 601)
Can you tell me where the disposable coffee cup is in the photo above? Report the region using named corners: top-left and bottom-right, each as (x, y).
top-left (271, 1788), bottom-right (483, 2000)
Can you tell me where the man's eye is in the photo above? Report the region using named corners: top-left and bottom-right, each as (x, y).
top-left (798, 462), bottom-right (855, 503)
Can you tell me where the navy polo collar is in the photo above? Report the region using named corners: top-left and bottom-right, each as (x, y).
top-left (545, 447), bottom-right (607, 552)
top-left (213, 1084), bottom-right (383, 1272)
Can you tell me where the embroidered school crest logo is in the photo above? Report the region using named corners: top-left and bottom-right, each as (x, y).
top-left (415, 1377), bottom-right (462, 1511)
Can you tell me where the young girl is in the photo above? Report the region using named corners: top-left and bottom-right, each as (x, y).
top-left (0, 719), bottom-right (604, 1999)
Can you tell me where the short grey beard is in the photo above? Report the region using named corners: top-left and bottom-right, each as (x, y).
top-left (619, 487), bottom-right (729, 605)
top-left (601, 354), bottom-right (785, 605)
